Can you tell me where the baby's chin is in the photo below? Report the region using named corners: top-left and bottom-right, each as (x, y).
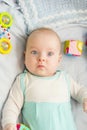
top-left (27, 68), bottom-right (55, 77)
top-left (32, 71), bottom-right (55, 77)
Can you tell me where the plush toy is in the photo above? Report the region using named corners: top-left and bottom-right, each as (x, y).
top-left (16, 123), bottom-right (30, 130)
top-left (64, 40), bottom-right (84, 56)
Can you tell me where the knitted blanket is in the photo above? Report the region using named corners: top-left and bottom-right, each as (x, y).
top-left (18, 0), bottom-right (87, 33)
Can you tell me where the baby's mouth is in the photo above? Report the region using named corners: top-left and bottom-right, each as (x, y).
top-left (37, 65), bottom-right (45, 69)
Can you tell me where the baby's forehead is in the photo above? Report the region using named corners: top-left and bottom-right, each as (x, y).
top-left (31, 29), bottom-right (56, 35)
top-left (26, 29), bottom-right (62, 53)
top-left (28, 29), bottom-right (60, 41)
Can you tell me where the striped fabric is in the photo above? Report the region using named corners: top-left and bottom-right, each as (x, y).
top-left (18, 0), bottom-right (87, 33)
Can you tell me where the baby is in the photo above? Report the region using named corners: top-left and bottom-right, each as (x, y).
top-left (2, 28), bottom-right (87, 130)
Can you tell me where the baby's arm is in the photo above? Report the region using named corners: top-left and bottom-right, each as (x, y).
top-left (2, 75), bottom-right (23, 129)
top-left (69, 76), bottom-right (87, 112)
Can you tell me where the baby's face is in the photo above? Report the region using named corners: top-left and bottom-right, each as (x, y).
top-left (25, 29), bottom-right (62, 77)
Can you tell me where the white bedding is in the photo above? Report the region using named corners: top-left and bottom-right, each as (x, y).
top-left (0, 1), bottom-right (87, 130)
top-left (0, 1), bottom-right (27, 129)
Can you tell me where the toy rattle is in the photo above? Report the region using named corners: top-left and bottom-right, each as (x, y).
top-left (0, 25), bottom-right (11, 39)
top-left (16, 123), bottom-right (30, 130)
top-left (0, 38), bottom-right (12, 54)
top-left (0, 12), bottom-right (13, 54)
top-left (0, 12), bottom-right (13, 28)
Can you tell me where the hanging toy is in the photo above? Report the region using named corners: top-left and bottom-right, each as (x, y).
top-left (0, 12), bottom-right (13, 54)
top-left (16, 123), bottom-right (30, 130)
top-left (0, 38), bottom-right (12, 54)
top-left (0, 25), bottom-right (11, 39)
top-left (0, 12), bottom-right (13, 28)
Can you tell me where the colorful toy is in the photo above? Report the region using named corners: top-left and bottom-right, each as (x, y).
top-left (0, 12), bottom-right (13, 28)
top-left (16, 123), bottom-right (30, 130)
top-left (0, 12), bottom-right (13, 54)
top-left (64, 40), bottom-right (84, 56)
top-left (85, 40), bottom-right (87, 46)
top-left (0, 38), bottom-right (12, 54)
top-left (0, 25), bottom-right (11, 39)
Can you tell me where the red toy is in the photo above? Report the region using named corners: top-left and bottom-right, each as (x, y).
top-left (16, 123), bottom-right (30, 130)
top-left (85, 40), bottom-right (87, 46)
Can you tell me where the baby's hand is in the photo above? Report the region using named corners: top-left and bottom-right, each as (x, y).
top-left (83, 98), bottom-right (87, 112)
top-left (3, 124), bottom-right (17, 130)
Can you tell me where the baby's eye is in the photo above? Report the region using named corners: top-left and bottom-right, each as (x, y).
top-left (31, 50), bottom-right (38, 55)
top-left (47, 51), bottom-right (54, 56)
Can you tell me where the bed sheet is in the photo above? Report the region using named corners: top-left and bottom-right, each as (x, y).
top-left (58, 25), bottom-right (87, 130)
top-left (0, 1), bottom-right (27, 129)
top-left (0, 1), bottom-right (87, 130)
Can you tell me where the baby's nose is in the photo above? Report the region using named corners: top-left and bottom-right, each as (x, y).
top-left (38, 58), bottom-right (45, 62)
top-left (38, 54), bottom-right (46, 62)
top-left (38, 53), bottom-right (46, 62)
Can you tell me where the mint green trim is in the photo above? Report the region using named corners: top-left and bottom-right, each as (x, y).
top-left (24, 69), bottom-right (61, 80)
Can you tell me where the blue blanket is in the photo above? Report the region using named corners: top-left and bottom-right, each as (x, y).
top-left (18, 0), bottom-right (87, 33)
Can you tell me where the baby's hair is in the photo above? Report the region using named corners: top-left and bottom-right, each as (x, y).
top-left (26, 27), bottom-right (62, 54)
